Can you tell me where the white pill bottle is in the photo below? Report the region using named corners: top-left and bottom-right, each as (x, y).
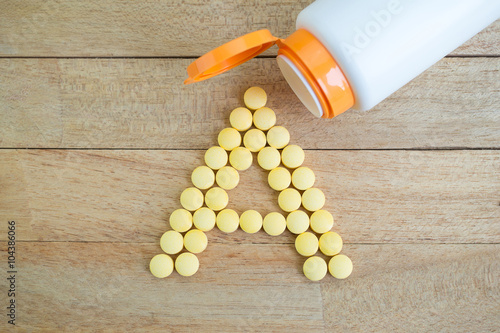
top-left (185, 0), bottom-right (500, 118)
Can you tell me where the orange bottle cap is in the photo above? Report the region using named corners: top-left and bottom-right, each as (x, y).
top-left (184, 29), bottom-right (354, 118)
top-left (184, 29), bottom-right (279, 84)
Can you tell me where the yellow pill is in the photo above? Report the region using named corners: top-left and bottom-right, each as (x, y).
top-left (205, 187), bottom-right (229, 211)
top-left (310, 210), bottom-right (334, 234)
top-left (180, 187), bottom-right (204, 211)
top-left (328, 254), bottom-right (353, 279)
top-left (229, 147), bottom-right (253, 171)
top-left (239, 210), bottom-right (263, 234)
top-left (257, 146), bottom-right (281, 170)
top-left (193, 207), bottom-right (216, 232)
top-left (169, 208), bottom-right (193, 232)
top-left (303, 256), bottom-right (328, 282)
top-left (282, 145), bottom-right (305, 169)
top-left (286, 210), bottom-right (310, 234)
top-left (244, 86), bottom-right (267, 110)
top-left (218, 127), bottom-right (241, 151)
top-left (263, 212), bottom-right (287, 236)
top-left (205, 146), bottom-right (228, 170)
top-left (295, 232), bottom-right (319, 256)
top-left (302, 188), bottom-right (325, 212)
top-left (160, 230), bottom-right (184, 255)
top-left (292, 167), bottom-right (315, 190)
top-left (278, 188), bottom-right (302, 212)
top-left (268, 167), bottom-right (291, 191)
top-left (191, 166), bottom-right (215, 190)
top-left (243, 129), bottom-right (267, 152)
top-left (253, 107), bottom-right (276, 130)
top-left (216, 166), bottom-right (240, 190)
top-left (175, 252), bottom-right (199, 277)
top-left (216, 209), bottom-right (239, 233)
top-left (230, 107), bottom-right (253, 131)
top-left (183, 229), bottom-right (208, 254)
top-left (267, 126), bottom-right (290, 149)
top-left (150, 254), bottom-right (174, 278)
top-left (319, 232), bottom-right (343, 256)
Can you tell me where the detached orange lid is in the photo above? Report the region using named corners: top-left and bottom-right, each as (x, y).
top-left (184, 29), bottom-right (354, 118)
top-left (184, 29), bottom-right (279, 84)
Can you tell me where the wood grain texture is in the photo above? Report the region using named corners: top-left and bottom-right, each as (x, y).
top-left (320, 243), bottom-right (500, 332)
top-left (1, 1), bottom-right (498, 331)
top-left (1, 149), bottom-right (498, 244)
top-left (0, 1), bottom-right (497, 57)
top-left (0, 242), bottom-right (497, 332)
top-left (1, 57), bottom-right (499, 149)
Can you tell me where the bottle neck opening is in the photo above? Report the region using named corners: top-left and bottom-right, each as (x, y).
top-left (277, 55), bottom-right (324, 118)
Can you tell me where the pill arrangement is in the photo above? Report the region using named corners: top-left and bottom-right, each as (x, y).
top-left (150, 87), bottom-right (353, 281)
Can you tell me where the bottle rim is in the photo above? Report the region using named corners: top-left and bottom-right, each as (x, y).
top-left (277, 29), bottom-right (355, 118)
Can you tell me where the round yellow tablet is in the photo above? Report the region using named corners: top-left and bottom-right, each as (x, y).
top-left (302, 188), bottom-right (325, 212)
top-left (328, 254), bottom-right (353, 279)
top-left (183, 229), bottom-right (208, 254)
top-left (268, 167), bottom-right (291, 191)
top-left (303, 256), bottom-right (328, 281)
top-left (205, 146), bottom-right (228, 170)
top-left (278, 188), bottom-right (302, 212)
top-left (205, 187), bottom-right (229, 211)
top-left (281, 145), bottom-right (305, 169)
top-left (267, 126), bottom-right (290, 149)
top-left (218, 127), bottom-right (241, 151)
top-left (175, 252), bottom-right (199, 277)
top-left (319, 232), bottom-right (343, 256)
top-left (295, 232), bottom-right (319, 256)
top-left (286, 210), bottom-right (310, 234)
top-left (216, 209), bottom-right (239, 233)
top-left (310, 210), bottom-right (334, 234)
top-left (191, 166), bottom-right (215, 190)
top-left (243, 129), bottom-right (266, 152)
top-left (253, 107), bottom-right (276, 131)
top-left (230, 107), bottom-right (253, 131)
top-left (193, 207), bottom-right (216, 232)
top-left (291, 167), bottom-right (315, 190)
top-left (169, 209), bottom-right (193, 232)
top-left (229, 147), bottom-right (253, 171)
top-left (150, 254), bottom-right (174, 278)
top-left (239, 210), bottom-right (263, 234)
top-left (160, 230), bottom-right (184, 255)
top-left (216, 166), bottom-right (240, 190)
top-left (180, 187), bottom-right (204, 211)
top-left (244, 86), bottom-right (267, 110)
top-left (257, 147), bottom-right (281, 170)
top-left (263, 212), bottom-right (286, 236)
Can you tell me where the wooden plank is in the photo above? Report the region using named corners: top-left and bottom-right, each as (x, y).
top-left (0, 1), bottom-right (497, 57)
top-left (1, 149), bottom-right (498, 244)
top-left (0, 242), bottom-right (497, 331)
top-left (320, 243), bottom-right (500, 332)
top-left (1, 241), bottom-right (325, 332)
top-left (0, 58), bottom-right (498, 149)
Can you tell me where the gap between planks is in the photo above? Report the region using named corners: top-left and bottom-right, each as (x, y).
top-left (1, 148), bottom-right (500, 151)
top-left (1, 240), bottom-right (499, 245)
top-left (0, 55), bottom-right (499, 59)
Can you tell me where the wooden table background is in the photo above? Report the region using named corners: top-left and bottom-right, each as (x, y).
top-left (0, 1), bottom-right (499, 332)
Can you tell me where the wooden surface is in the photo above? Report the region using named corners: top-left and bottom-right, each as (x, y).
top-left (1, 1), bottom-right (498, 57)
top-left (0, 1), bottom-right (499, 332)
top-left (1, 58), bottom-right (499, 149)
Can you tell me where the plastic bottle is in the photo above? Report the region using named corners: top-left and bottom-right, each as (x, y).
top-left (184, 0), bottom-right (500, 118)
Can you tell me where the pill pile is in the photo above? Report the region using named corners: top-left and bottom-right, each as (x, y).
top-left (150, 87), bottom-right (353, 281)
